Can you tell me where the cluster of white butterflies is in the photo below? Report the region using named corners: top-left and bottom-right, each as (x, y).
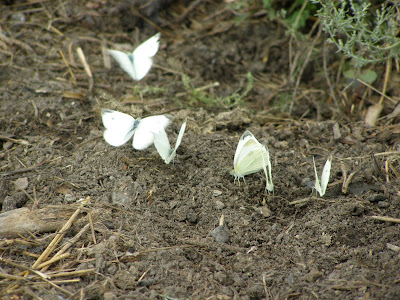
top-left (102, 110), bottom-right (332, 196)
top-left (104, 34), bottom-right (333, 196)
top-left (231, 130), bottom-right (332, 196)
top-left (102, 109), bottom-right (187, 164)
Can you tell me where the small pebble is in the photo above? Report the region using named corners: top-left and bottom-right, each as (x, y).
top-left (368, 194), bottom-right (386, 203)
top-left (378, 201), bottom-right (389, 208)
top-left (332, 123), bottom-right (341, 140)
top-left (64, 193), bottom-right (76, 203)
top-left (3, 141), bottom-right (13, 150)
top-left (299, 139), bottom-right (309, 148)
top-left (103, 292), bottom-right (117, 300)
top-left (257, 206), bottom-right (272, 217)
top-left (14, 177), bottom-right (28, 190)
top-left (186, 212), bottom-right (198, 224)
top-left (274, 141), bottom-right (288, 149)
top-left (214, 200), bottom-right (225, 210)
top-left (11, 12), bottom-right (26, 23)
top-left (304, 268), bottom-right (322, 282)
top-left (213, 190), bottom-right (223, 197)
top-left (211, 225), bottom-right (229, 243)
top-left (111, 191), bottom-right (131, 205)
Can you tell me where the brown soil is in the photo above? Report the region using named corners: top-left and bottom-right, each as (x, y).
top-left (1, 1), bottom-right (400, 299)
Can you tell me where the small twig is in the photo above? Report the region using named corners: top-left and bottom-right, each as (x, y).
top-left (0, 30), bottom-right (34, 54)
top-left (388, 161), bottom-right (400, 178)
top-left (0, 273), bottom-right (31, 281)
top-left (59, 49), bottom-right (77, 87)
top-left (0, 158), bottom-right (50, 177)
top-left (369, 216), bottom-right (400, 224)
top-left (32, 186), bottom-right (39, 209)
top-left (323, 40), bottom-right (338, 106)
top-left (31, 197), bottom-right (90, 270)
top-left (262, 273), bottom-right (270, 300)
top-left (338, 151), bottom-right (400, 161)
top-left (342, 170), bottom-right (358, 194)
top-left (29, 99), bottom-right (39, 118)
top-left (219, 214), bottom-right (225, 226)
top-left (152, 63), bottom-right (186, 76)
top-left (38, 276), bottom-right (73, 296)
top-left (137, 266), bottom-right (152, 285)
top-left (0, 135), bottom-right (29, 145)
top-left (49, 25), bottom-right (63, 37)
top-left (88, 213), bottom-right (97, 244)
top-left (43, 279), bottom-right (80, 284)
top-left (55, 223), bottom-right (90, 258)
top-left (130, 9), bottom-right (163, 34)
top-left (9, 0), bottom-right (49, 7)
top-left (46, 269), bottom-right (95, 278)
top-left (0, 257), bottom-right (49, 279)
top-left (36, 253), bottom-right (70, 270)
top-left (16, 185), bottom-right (35, 203)
top-left (76, 47), bottom-right (93, 93)
top-left (385, 160), bottom-right (390, 183)
top-left (289, 26), bottom-right (323, 115)
top-left (288, 198), bottom-right (311, 205)
top-left (340, 161), bottom-right (347, 184)
top-left (378, 59), bottom-right (392, 106)
top-left (357, 79), bottom-right (395, 104)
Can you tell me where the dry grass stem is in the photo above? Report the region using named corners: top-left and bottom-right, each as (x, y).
top-left (59, 49), bottom-right (77, 87)
top-left (379, 59), bottom-right (392, 106)
top-left (369, 216), bottom-right (400, 224)
top-left (357, 79), bottom-right (395, 104)
top-left (31, 197), bottom-right (90, 270)
top-left (36, 253), bottom-right (70, 270)
top-left (77, 47), bottom-right (93, 93)
top-left (88, 213), bottom-right (97, 244)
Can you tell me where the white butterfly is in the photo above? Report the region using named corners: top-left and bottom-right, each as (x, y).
top-left (107, 33), bottom-right (160, 81)
top-left (231, 130), bottom-right (274, 192)
top-left (154, 118), bottom-right (187, 164)
top-left (260, 145), bottom-right (274, 192)
top-left (101, 109), bottom-right (171, 150)
top-left (313, 156), bottom-right (332, 197)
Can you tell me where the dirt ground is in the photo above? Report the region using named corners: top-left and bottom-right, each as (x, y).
top-left (1, 1), bottom-right (400, 299)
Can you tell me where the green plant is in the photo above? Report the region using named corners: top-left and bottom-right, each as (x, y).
top-left (312, 0), bottom-right (400, 67)
top-left (229, 0), bottom-right (318, 32)
top-left (229, 0), bottom-right (276, 24)
top-left (281, 0), bottom-right (319, 32)
top-left (181, 73), bottom-right (253, 108)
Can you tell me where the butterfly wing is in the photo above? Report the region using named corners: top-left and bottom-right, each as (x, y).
top-left (236, 144), bottom-right (267, 176)
top-left (132, 115), bottom-right (171, 150)
top-left (233, 131), bottom-right (266, 177)
top-left (131, 33), bottom-right (161, 81)
top-left (313, 157), bottom-right (322, 196)
top-left (101, 109), bottom-right (136, 147)
top-left (154, 128), bottom-right (172, 162)
top-left (233, 131), bottom-right (256, 169)
top-left (320, 156), bottom-right (332, 196)
top-left (174, 118), bottom-right (187, 150)
top-left (107, 50), bottom-right (137, 81)
top-left (133, 33), bottom-right (161, 59)
top-left (261, 145), bottom-right (274, 192)
top-left (161, 118), bottom-right (188, 164)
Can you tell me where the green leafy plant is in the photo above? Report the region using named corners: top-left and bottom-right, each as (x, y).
top-left (281, 0), bottom-right (318, 32)
top-left (229, 0), bottom-right (318, 32)
top-left (181, 73), bottom-right (253, 108)
top-left (312, 0), bottom-right (400, 67)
